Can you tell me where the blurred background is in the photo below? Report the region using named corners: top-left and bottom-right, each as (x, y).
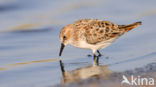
top-left (0, 0), bottom-right (156, 87)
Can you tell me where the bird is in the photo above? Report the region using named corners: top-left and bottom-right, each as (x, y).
top-left (59, 19), bottom-right (141, 61)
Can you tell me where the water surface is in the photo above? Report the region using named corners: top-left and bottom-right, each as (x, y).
top-left (0, 0), bottom-right (156, 87)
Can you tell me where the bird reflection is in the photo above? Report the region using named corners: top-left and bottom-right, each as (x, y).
top-left (59, 58), bottom-right (112, 84)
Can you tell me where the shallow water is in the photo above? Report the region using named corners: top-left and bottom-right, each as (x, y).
top-left (0, 0), bottom-right (156, 87)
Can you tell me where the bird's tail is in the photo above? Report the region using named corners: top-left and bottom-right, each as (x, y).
top-left (118, 21), bottom-right (142, 31)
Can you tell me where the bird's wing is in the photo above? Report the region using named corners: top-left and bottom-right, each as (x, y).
top-left (73, 19), bottom-right (125, 44)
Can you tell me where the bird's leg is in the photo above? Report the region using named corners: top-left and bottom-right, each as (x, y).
top-left (96, 56), bottom-right (99, 65)
top-left (93, 53), bottom-right (97, 65)
top-left (97, 50), bottom-right (102, 57)
top-left (93, 54), bottom-right (96, 61)
top-left (93, 50), bottom-right (98, 65)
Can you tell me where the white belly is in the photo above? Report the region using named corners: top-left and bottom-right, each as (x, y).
top-left (72, 40), bottom-right (111, 50)
top-left (71, 38), bottom-right (116, 51)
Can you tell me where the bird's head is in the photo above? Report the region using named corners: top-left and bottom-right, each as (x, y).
top-left (59, 24), bottom-right (72, 56)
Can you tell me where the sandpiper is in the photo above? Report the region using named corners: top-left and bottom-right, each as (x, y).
top-left (59, 19), bottom-right (141, 60)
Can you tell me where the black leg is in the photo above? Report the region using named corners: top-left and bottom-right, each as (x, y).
top-left (93, 53), bottom-right (96, 65)
top-left (93, 54), bottom-right (99, 65)
top-left (93, 54), bottom-right (96, 61)
top-left (97, 50), bottom-right (102, 57)
top-left (96, 56), bottom-right (99, 65)
top-left (93, 53), bottom-right (100, 65)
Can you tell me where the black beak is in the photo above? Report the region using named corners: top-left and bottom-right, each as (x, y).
top-left (59, 43), bottom-right (65, 56)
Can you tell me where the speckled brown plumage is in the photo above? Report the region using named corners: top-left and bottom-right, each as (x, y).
top-left (72, 19), bottom-right (141, 44)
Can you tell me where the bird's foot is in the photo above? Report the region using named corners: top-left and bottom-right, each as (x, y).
top-left (97, 54), bottom-right (102, 57)
top-left (87, 54), bottom-right (102, 57)
top-left (87, 54), bottom-right (92, 57)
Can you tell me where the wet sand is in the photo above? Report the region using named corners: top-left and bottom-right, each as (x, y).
top-left (54, 63), bottom-right (156, 87)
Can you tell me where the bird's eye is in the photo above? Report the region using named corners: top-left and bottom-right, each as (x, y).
top-left (63, 36), bottom-right (66, 39)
